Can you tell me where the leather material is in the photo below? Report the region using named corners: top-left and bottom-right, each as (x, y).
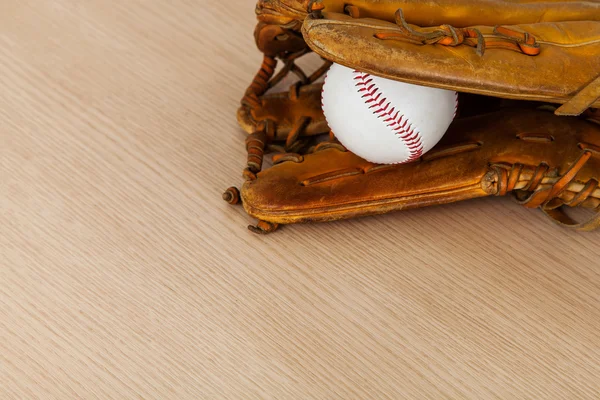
top-left (238, 83), bottom-right (327, 140)
top-left (556, 75), bottom-right (600, 116)
top-left (228, 0), bottom-right (600, 232)
top-left (256, 0), bottom-right (600, 27)
top-left (242, 109), bottom-right (600, 224)
top-left (317, 0), bottom-right (600, 27)
top-left (302, 13), bottom-right (600, 111)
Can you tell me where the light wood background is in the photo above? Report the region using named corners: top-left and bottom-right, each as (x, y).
top-left (1, 1), bottom-right (599, 398)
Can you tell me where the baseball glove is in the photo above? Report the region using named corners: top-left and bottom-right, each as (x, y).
top-left (224, 0), bottom-right (600, 233)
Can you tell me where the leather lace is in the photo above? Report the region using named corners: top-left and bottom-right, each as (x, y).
top-left (240, 48), bottom-right (333, 182)
top-left (487, 150), bottom-right (599, 230)
top-left (375, 9), bottom-right (541, 57)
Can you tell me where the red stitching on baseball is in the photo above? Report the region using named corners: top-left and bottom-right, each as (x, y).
top-left (453, 92), bottom-right (459, 118)
top-left (353, 70), bottom-right (423, 161)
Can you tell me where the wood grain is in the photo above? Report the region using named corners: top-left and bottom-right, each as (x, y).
top-left (1, 1), bottom-right (599, 398)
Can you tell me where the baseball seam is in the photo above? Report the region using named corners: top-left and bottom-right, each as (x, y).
top-left (353, 70), bottom-right (423, 162)
top-left (353, 71), bottom-right (459, 163)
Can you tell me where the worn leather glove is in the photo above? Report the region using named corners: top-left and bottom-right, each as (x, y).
top-left (224, 0), bottom-right (600, 233)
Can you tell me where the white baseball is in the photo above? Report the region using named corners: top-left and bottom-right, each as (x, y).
top-left (321, 63), bottom-right (458, 164)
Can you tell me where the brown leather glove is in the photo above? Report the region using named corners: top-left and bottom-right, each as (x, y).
top-left (225, 0), bottom-right (600, 233)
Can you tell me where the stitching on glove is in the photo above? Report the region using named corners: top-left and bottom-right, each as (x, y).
top-left (373, 9), bottom-right (541, 57)
top-left (487, 150), bottom-right (598, 209)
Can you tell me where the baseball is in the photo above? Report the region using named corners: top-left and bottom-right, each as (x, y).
top-left (321, 63), bottom-right (458, 164)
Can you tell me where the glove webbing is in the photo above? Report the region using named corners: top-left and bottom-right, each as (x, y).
top-left (489, 148), bottom-right (599, 231)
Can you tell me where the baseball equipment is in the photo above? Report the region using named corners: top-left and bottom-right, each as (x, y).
top-left (224, 0), bottom-right (600, 234)
top-left (321, 63), bottom-right (457, 164)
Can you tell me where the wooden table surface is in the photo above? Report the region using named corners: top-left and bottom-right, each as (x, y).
top-left (1, 1), bottom-right (599, 398)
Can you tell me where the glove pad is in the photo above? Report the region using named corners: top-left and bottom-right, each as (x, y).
top-left (242, 109), bottom-right (600, 225)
